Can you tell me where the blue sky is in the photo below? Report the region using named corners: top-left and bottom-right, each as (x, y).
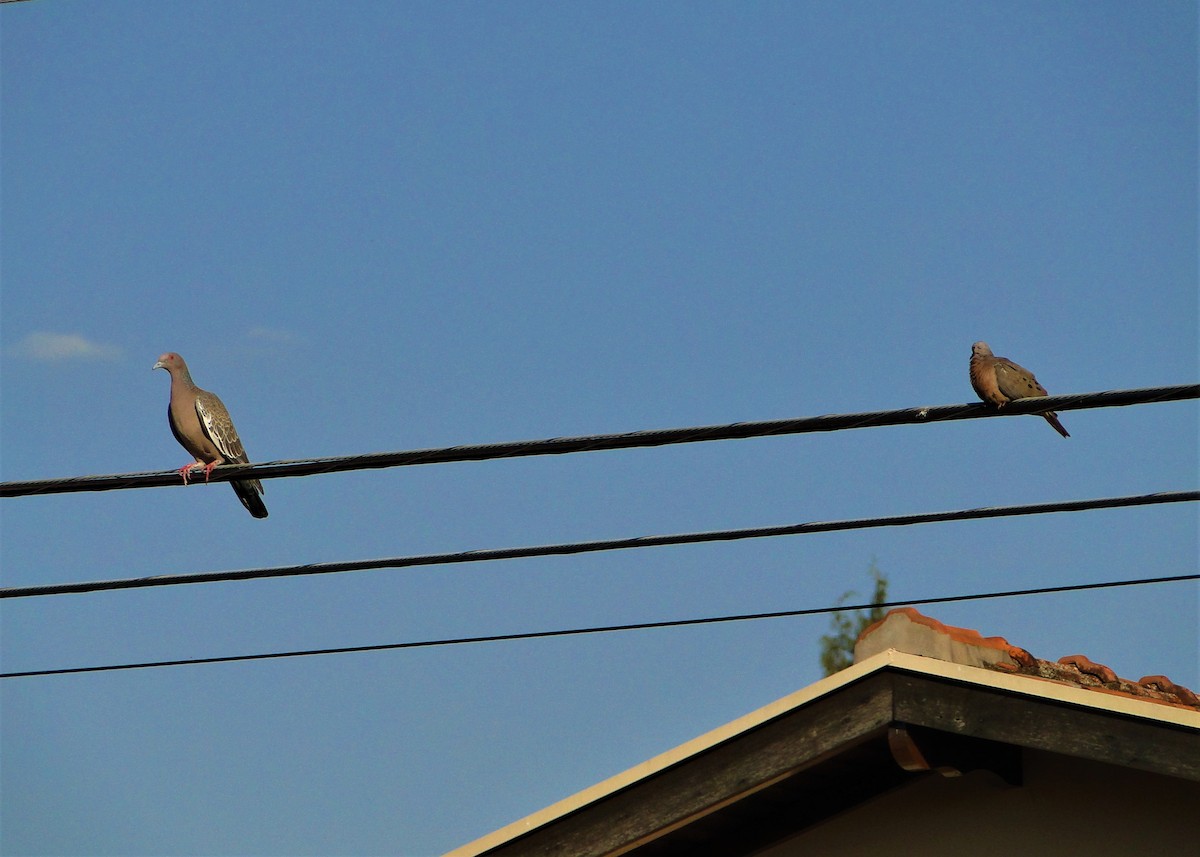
top-left (1, 2), bottom-right (1196, 855)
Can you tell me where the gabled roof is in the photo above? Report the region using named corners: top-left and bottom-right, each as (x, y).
top-left (447, 609), bottom-right (1200, 857)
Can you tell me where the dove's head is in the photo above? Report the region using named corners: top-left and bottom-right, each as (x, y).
top-left (971, 342), bottom-right (993, 358)
top-left (153, 352), bottom-right (189, 376)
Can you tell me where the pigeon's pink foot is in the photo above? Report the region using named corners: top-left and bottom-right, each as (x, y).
top-left (177, 463), bottom-right (202, 485)
top-left (202, 460), bottom-right (223, 482)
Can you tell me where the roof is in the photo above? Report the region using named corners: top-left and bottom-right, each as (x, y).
top-left (447, 608), bottom-right (1200, 857)
top-left (854, 607), bottom-right (1200, 710)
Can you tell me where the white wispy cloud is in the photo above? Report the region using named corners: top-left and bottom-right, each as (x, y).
top-left (8, 331), bottom-right (123, 362)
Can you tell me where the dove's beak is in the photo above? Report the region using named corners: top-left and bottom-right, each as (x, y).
top-left (152, 360), bottom-right (165, 371)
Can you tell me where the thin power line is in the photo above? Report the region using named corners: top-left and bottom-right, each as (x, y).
top-left (3, 573), bottom-right (1194, 679)
top-left (2, 490), bottom-right (1195, 599)
top-left (2, 384), bottom-right (1195, 498)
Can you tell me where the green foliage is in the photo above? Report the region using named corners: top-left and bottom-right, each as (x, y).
top-left (819, 560), bottom-right (890, 677)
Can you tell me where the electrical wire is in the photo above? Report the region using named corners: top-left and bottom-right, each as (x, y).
top-left (2, 384), bottom-right (1195, 498)
top-left (2, 490), bottom-right (1195, 599)
top-left (3, 573), bottom-right (1194, 679)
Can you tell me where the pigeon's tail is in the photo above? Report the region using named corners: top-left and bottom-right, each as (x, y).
top-left (232, 479), bottom-right (269, 518)
top-left (1041, 412), bottom-right (1070, 439)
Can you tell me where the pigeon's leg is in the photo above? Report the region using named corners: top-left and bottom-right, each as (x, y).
top-left (177, 461), bottom-right (205, 485)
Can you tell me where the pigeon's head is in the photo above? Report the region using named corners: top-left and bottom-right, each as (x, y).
top-left (153, 352), bottom-right (185, 373)
top-left (970, 342), bottom-right (993, 358)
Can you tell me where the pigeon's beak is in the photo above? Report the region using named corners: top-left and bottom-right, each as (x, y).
top-left (152, 360), bottom-right (165, 371)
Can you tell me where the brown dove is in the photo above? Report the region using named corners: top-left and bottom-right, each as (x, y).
top-left (969, 341), bottom-right (1069, 438)
top-left (153, 352), bottom-right (269, 517)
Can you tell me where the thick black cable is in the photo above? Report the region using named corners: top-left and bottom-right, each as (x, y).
top-left (3, 573), bottom-right (1194, 679)
top-left (2, 490), bottom-right (1195, 599)
top-left (2, 384), bottom-right (1195, 498)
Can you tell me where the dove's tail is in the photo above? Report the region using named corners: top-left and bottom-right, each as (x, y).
top-left (1041, 412), bottom-right (1070, 439)
top-left (232, 479), bottom-right (269, 518)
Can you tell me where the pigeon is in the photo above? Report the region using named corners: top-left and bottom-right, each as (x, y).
top-left (969, 341), bottom-right (1069, 438)
top-left (153, 352), bottom-right (269, 517)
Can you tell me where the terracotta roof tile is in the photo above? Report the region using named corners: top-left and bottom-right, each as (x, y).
top-left (857, 608), bottom-right (1199, 712)
top-left (1138, 675), bottom-right (1200, 707)
top-left (1058, 654), bottom-right (1119, 684)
